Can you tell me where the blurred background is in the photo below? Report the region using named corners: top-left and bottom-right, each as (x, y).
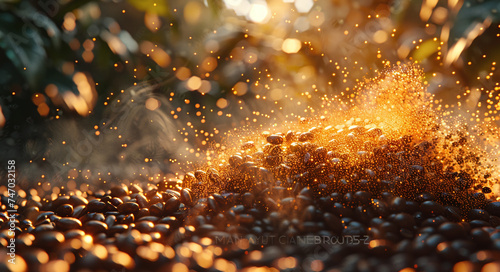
top-left (1, 0), bottom-right (499, 183)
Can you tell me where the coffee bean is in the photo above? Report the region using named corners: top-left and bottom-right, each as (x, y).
top-left (180, 188), bottom-right (193, 207)
top-left (137, 216), bottom-right (159, 222)
top-left (267, 135), bottom-right (284, 145)
top-left (425, 234), bottom-right (446, 249)
top-left (32, 224), bottom-right (55, 233)
top-left (164, 197), bottom-right (180, 214)
top-left (64, 229), bottom-right (85, 240)
top-left (393, 213), bottom-right (415, 229)
top-left (34, 231), bottom-right (65, 248)
top-left (438, 222), bottom-right (466, 240)
top-left (420, 201), bottom-right (445, 217)
top-left (354, 191), bottom-right (371, 205)
top-left (56, 218), bottom-right (82, 231)
top-left (136, 221), bottom-right (154, 233)
top-left (229, 155), bottom-right (244, 168)
top-left (84, 220), bottom-right (108, 234)
top-left (135, 194), bottom-right (148, 208)
top-left (117, 202), bottom-right (140, 214)
top-left (469, 220), bottom-right (491, 229)
top-left (137, 208), bottom-right (149, 218)
top-left (324, 212), bottom-right (342, 234)
top-left (471, 228), bottom-right (491, 246)
top-left (87, 200), bottom-right (106, 213)
top-left (108, 224), bottom-right (129, 235)
top-left (391, 197), bottom-right (407, 213)
top-left (120, 214), bottom-right (135, 224)
top-left (150, 203), bottom-right (164, 217)
top-left (490, 216), bottom-right (500, 227)
top-left (444, 206), bottom-right (462, 222)
top-left (468, 209), bottom-right (490, 221)
top-left (110, 185), bottom-right (128, 197)
top-left (298, 132), bottom-right (313, 142)
top-left (486, 202), bottom-right (500, 217)
top-left (105, 215), bottom-right (116, 228)
top-left (56, 204), bottom-right (73, 217)
top-left (421, 216), bottom-right (447, 228)
top-left (129, 184), bottom-right (143, 194)
top-left (241, 141), bottom-right (255, 150)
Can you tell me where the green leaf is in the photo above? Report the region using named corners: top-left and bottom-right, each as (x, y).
top-left (449, 0), bottom-right (500, 46)
top-left (411, 39), bottom-right (439, 62)
top-left (0, 12), bottom-right (47, 88)
top-left (14, 2), bottom-right (61, 48)
top-left (206, 0), bottom-right (224, 17)
top-left (127, 0), bottom-right (169, 16)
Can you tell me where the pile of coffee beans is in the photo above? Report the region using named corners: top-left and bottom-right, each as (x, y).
top-left (2, 66), bottom-right (499, 271)
top-left (1, 123), bottom-right (500, 272)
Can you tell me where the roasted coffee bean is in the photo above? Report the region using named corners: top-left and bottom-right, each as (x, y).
top-left (51, 196), bottom-right (71, 208)
top-left (136, 221), bottom-right (154, 233)
top-left (6, 101), bottom-right (500, 272)
top-left (117, 202), bottom-right (140, 214)
top-left (180, 188), bottom-right (193, 207)
top-left (486, 202), bottom-right (500, 217)
top-left (84, 220), bottom-right (108, 234)
top-left (129, 184), bottom-right (143, 194)
top-left (390, 197), bottom-right (407, 213)
top-left (120, 214), bottom-right (135, 224)
top-left (298, 132), bottom-right (314, 142)
top-left (105, 215), bottom-right (116, 228)
top-left (36, 212), bottom-right (54, 223)
top-left (110, 185), bottom-right (128, 197)
top-left (87, 200), bottom-right (106, 213)
top-left (229, 155), bottom-right (244, 168)
top-left (108, 224), bottom-right (129, 235)
top-left (470, 228), bottom-right (491, 246)
top-left (468, 209), bottom-right (490, 221)
top-left (469, 220), bottom-right (491, 229)
top-left (444, 206), bottom-right (462, 222)
top-left (421, 215), bottom-right (447, 228)
top-left (164, 197), bottom-right (181, 214)
top-left (393, 213), bottom-right (415, 229)
top-left (324, 212), bottom-right (343, 234)
top-left (135, 194), bottom-right (148, 208)
top-left (69, 195), bottom-right (88, 206)
top-left (241, 141), bottom-right (255, 150)
top-left (150, 203), bottom-right (164, 217)
top-left (64, 229), bottom-right (85, 240)
top-left (55, 204), bottom-right (73, 217)
top-left (137, 208), bottom-right (149, 218)
top-left (438, 222), bottom-right (466, 240)
top-left (267, 135), bottom-right (284, 145)
top-left (420, 201), bottom-right (445, 217)
top-left (56, 218), bottom-right (82, 231)
top-left (33, 231), bottom-right (65, 248)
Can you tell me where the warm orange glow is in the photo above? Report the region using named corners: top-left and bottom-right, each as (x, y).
top-left (186, 76), bottom-right (202, 90)
top-left (184, 1), bottom-right (202, 25)
top-left (145, 97), bottom-right (160, 111)
top-left (233, 82), bottom-right (248, 96)
top-left (282, 38), bottom-right (302, 54)
top-left (150, 48), bottom-right (171, 68)
top-left (63, 13), bottom-right (76, 31)
top-left (0, 105), bottom-right (5, 128)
